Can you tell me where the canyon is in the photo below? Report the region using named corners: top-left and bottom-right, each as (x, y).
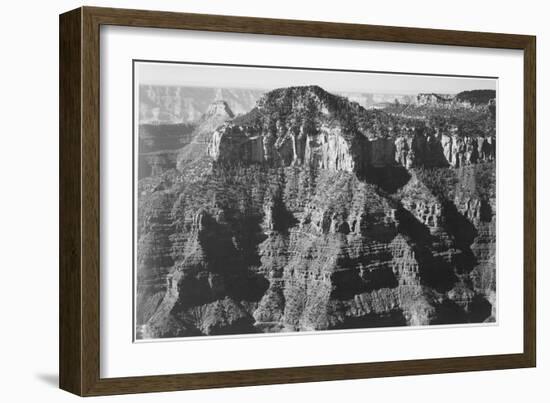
top-left (139, 85), bottom-right (264, 124)
top-left (136, 85), bottom-right (496, 338)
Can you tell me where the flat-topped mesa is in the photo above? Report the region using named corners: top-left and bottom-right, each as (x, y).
top-left (416, 93), bottom-right (455, 106)
top-left (416, 90), bottom-right (496, 109)
top-left (207, 86), bottom-right (387, 174)
top-left (207, 86), bottom-right (495, 173)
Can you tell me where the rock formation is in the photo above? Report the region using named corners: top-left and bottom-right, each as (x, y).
top-left (136, 85), bottom-right (496, 338)
top-left (207, 86), bottom-right (495, 175)
top-left (176, 100), bottom-right (235, 170)
top-left (416, 89), bottom-right (496, 109)
top-left (138, 101), bottom-right (235, 179)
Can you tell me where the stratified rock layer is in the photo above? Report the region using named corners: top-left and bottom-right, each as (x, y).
top-left (136, 86), bottom-right (496, 338)
top-left (137, 165), bottom-right (495, 337)
top-left (208, 86), bottom-right (495, 174)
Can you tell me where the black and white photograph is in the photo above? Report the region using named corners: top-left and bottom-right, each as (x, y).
top-left (134, 61), bottom-right (497, 340)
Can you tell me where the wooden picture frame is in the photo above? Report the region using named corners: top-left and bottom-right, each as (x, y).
top-left (59, 6), bottom-right (536, 396)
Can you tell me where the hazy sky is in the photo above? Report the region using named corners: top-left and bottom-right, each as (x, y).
top-left (136, 61), bottom-right (496, 95)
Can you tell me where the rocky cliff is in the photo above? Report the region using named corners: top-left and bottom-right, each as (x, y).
top-left (176, 100), bottom-right (235, 170)
top-left (208, 86), bottom-right (495, 172)
top-left (138, 101), bottom-right (235, 179)
top-left (136, 85), bottom-right (496, 338)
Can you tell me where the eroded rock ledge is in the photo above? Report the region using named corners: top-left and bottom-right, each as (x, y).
top-left (136, 164), bottom-right (495, 338)
top-left (207, 86), bottom-right (495, 173)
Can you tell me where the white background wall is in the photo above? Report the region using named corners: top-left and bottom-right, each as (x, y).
top-left (0, 0), bottom-right (546, 401)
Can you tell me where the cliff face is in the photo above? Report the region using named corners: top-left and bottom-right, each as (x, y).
top-left (138, 101), bottom-right (235, 180)
top-left (136, 86), bottom-right (496, 338)
top-left (208, 86), bottom-right (370, 175)
top-left (137, 164), bottom-right (495, 337)
top-left (208, 86), bottom-right (495, 174)
top-left (176, 100), bottom-right (235, 170)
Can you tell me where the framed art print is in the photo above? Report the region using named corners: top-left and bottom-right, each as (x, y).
top-left (59, 6), bottom-right (536, 396)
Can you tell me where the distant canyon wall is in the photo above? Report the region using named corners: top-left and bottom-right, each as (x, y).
top-left (139, 85), bottom-right (264, 124)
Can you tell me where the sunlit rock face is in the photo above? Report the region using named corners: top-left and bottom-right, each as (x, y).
top-left (136, 85), bottom-right (496, 338)
top-left (208, 86), bottom-right (495, 175)
top-left (208, 86), bottom-right (370, 175)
